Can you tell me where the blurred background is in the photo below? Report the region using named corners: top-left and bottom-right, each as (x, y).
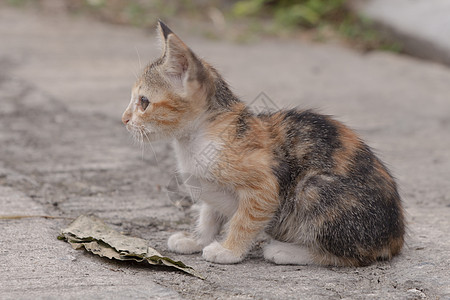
top-left (5, 0), bottom-right (450, 64)
top-left (1, 1), bottom-right (450, 299)
top-left (2, 0), bottom-right (404, 50)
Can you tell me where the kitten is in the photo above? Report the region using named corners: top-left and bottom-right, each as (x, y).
top-left (122, 21), bottom-right (405, 266)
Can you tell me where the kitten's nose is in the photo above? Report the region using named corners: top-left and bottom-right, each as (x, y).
top-left (122, 112), bottom-right (131, 125)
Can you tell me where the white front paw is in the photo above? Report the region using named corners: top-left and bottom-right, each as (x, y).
top-left (167, 232), bottom-right (202, 254)
top-left (202, 241), bottom-right (243, 264)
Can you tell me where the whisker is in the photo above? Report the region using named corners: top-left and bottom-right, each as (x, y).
top-left (126, 124), bottom-right (160, 166)
top-left (141, 127), bottom-right (160, 166)
top-left (138, 128), bottom-right (145, 160)
top-left (128, 124), bottom-right (141, 147)
top-left (127, 64), bottom-right (139, 80)
top-left (135, 46), bottom-right (142, 70)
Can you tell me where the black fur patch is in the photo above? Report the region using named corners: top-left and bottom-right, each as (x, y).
top-left (271, 109), bottom-right (341, 200)
top-left (208, 77), bottom-right (240, 111)
top-left (235, 108), bottom-right (252, 138)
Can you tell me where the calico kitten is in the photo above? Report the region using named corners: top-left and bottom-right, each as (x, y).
top-left (122, 21), bottom-right (405, 266)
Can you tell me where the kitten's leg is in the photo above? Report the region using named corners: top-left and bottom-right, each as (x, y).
top-left (263, 240), bottom-right (313, 265)
top-left (168, 203), bottom-right (222, 254)
top-left (195, 203), bottom-right (225, 246)
top-left (202, 188), bottom-right (278, 264)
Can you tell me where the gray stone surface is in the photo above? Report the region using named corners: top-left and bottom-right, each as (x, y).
top-left (1, 5), bottom-right (450, 300)
top-left (351, 0), bottom-right (450, 65)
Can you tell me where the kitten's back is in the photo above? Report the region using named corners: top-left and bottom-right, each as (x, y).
top-left (262, 109), bottom-right (404, 266)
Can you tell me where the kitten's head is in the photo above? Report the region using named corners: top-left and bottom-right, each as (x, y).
top-left (122, 21), bottom-right (211, 141)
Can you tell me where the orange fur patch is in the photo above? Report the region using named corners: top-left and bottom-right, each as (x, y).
top-left (332, 121), bottom-right (361, 175)
top-left (373, 158), bottom-right (392, 183)
top-left (223, 187), bottom-right (279, 255)
top-left (142, 93), bottom-right (188, 127)
top-left (204, 103), bottom-right (282, 256)
top-left (389, 236), bottom-right (404, 257)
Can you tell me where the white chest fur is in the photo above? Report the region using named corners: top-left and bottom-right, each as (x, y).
top-left (173, 132), bottom-right (238, 217)
top-left (173, 129), bottom-right (221, 180)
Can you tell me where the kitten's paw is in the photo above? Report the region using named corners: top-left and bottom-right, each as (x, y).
top-left (167, 232), bottom-right (202, 254)
top-left (264, 240), bottom-right (312, 265)
top-left (202, 241), bottom-right (243, 264)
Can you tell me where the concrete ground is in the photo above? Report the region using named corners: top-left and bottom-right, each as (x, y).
top-left (1, 5), bottom-right (449, 300)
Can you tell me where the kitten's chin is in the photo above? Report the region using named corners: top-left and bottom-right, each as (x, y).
top-left (126, 124), bottom-right (164, 142)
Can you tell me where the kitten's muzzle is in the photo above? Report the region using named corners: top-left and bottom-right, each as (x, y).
top-left (122, 110), bottom-right (131, 125)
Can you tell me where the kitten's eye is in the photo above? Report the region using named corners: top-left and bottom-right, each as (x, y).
top-left (139, 95), bottom-right (150, 111)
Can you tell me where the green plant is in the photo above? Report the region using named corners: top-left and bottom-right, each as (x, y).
top-left (233, 0), bottom-right (346, 27)
top-left (232, 0), bottom-right (402, 52)
top-left (7, 0), bottom-right (34, 6)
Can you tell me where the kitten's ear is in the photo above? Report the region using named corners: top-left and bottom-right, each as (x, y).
top-left (157, 21), bottom-right (206, 91)
top-left (156, 20), bottom-right (173, 54)
top-left (164, 33), bottom-right (190, 79)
